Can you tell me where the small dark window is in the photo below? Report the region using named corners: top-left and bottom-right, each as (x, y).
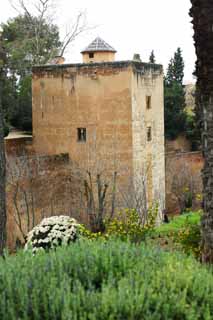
top-left (147, 127), bottom-right (152, 142)
top-left (77, 128), bottom-right (86, 142)
top-left (146, 96), bottom-right (151, 109)
top-left (89, 52), bottom-right (94, 59)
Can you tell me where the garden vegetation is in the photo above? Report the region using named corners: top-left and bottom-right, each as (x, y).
top-left (0, 239), bottom-right (213, 319)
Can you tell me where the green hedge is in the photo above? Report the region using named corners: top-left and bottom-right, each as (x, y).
top-left (153, 211), bottom-right (201, 236)
top-left (148, 212), bottom-right (202, 258)
top-left (1, 239), bottom-right (213, 319)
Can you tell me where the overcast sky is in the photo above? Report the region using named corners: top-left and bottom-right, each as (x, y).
top-left (1, 0), bottom-right (196, 83)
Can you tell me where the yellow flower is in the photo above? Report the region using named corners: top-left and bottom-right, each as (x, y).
top-left (183, 187), bottom-right (190, 193)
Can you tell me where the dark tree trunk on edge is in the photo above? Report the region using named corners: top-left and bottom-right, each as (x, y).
top-left (190, 0), bottom-right (213, 262)
top-left (0, 41), bottom-right (7, 254)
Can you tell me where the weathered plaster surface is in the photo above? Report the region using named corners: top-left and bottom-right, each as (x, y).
top-left (33, 61), bottom-right (165, 216)
top-left (131, 64), bottom-right (165, 217)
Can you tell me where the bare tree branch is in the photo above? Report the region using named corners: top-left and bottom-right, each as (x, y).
top-left (9, 1), bottom-right (96, 64)
top-left (59, 11), bottom-right (96, 57)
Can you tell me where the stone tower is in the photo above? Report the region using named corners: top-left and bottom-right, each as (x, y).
top-left (32, 37), bottom-right (165, 216)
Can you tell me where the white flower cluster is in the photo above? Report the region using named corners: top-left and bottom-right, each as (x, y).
top-left (25, 216), bottom-right (81, 253)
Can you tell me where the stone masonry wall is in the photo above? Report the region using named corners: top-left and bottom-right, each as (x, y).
top-left (131, 64), bottom-right (165, 216)
top-left (5, 137), bottom-right (204, 250)
top-left (32, 62), bottom-right (135, 205)
top-left (5, 145), bottom-right (83, 250)
top-left (5, 136), bottom-right (34, 156)
top-left (32, 61), bottom-right (165, 216)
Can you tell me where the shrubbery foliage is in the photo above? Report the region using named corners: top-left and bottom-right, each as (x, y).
top-left (0, 240), bottom-right (213, 319)
top-left (175, 213), bottom-right (201, 258)
top-left (25, 216), bottom-right (81, 253)
top-left (152, 212), bottom-right (202, 258)
top-left (81, 205), bottom-right (159, 242)
top-left (105, 205), bottom-right (159, 242)
top-left (164, 48), bottom-right (187, 140)
top-left (1, 14), bottom-right (61, 131)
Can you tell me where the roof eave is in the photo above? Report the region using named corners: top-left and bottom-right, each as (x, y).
top-left (81, 49), bottom-right (117, 54)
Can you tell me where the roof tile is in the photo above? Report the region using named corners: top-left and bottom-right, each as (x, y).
top-left (81, 37), bottom-right (116, 53)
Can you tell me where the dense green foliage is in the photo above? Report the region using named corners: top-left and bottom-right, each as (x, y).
top-left (13, 75), bottom-right (32, 131)
top-left (177, 216), bottom-right (201, 257)
top-left (0, 36), bottom-right (10, 136)
top-left (166, 48), bottom-right (184, 85)
top-left (164, 81), bottom-right (186, 139)
top-left (2, 15), bottom-right (60, 75)
top-left (151, 212), bottom-right (201, 258)
top-left (1, 14), bottom-right (61, 131)
top-left (154, 211), bottom-right (200, 235)
top-left (164, 48), bottom-right (187, 140)
top-left (185, 112), bottom-right (198, 150)
top-left (164, 48), bottom-right (198, 147)
top-left (0, 239), bottom-right (213, 319)
top-left (1, 74), bottom-right (16, 135)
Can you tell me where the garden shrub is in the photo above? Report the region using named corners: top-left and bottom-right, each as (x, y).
top-left (150, 211), bottom-right (202, 258)
top-left (153, 211), bottom-right (201, 236)
top-left (79, 224), bottom-right (105, 240)
top-left (25, 216), bottom-right (81, 253)
top-left (175, 214), bottom-right (201, 258)
top-left (80, 205), bottom-right (159, 242)
top-left (1, 240), bottom-right (213, 319)
top-left (105, 204), bottom-right (159, 242)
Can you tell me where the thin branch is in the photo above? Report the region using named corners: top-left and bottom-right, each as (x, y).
top-left (60, 11), bottom-right (96, 56)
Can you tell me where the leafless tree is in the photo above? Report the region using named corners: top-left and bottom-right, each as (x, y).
top-left (118, 164), bottom-right (155, 226)
top-left (71, 124), bottom-right (162, 231)
top-left (171, 162), bottom-right (201, 213)
top-left (10, 0), bottom-right (58, 64)
top-left (10, 0), bottom-right (94, 62)
top-left (59, 11), bottom-right (92, 57)
top-left (83, 170), bottom-right (117, 232)
top-left (6, 152), bottom-right (80, 242)
top-left (6, 153), bottom-right (39, 241)
top-left (75, 153), bottom-right (158, 231)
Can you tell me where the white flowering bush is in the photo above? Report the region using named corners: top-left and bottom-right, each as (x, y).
top-left (25, 216), bottom-right (81, 253)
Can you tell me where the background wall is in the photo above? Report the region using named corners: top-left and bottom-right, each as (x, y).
top-left (5, 135), bottom-right (204, 248)
top-left (165, 151), bottom-right (203, 214)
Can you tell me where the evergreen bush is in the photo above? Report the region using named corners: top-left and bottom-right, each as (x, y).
top-left (0, 240), bottom-right (213, 319)
top-left (151, 212), bottom-right (202, 258)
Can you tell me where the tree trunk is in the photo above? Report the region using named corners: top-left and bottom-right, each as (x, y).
top-left (0, 40), bottom-right (7, 254)
top-left (190, 0), bottom-right (213, 262)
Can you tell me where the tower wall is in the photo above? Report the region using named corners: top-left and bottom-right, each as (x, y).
top-left (32, 62), bottom-right (133, 177)
top-left (82, 51), bottom-right (115, 63)
top-left (32, 61), bottom-right (165, 217)
top-left (131, 63), bottom-right (165, 217)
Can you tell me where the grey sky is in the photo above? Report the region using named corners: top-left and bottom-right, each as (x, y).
top-left (1, 0), bottom-right (196, 83)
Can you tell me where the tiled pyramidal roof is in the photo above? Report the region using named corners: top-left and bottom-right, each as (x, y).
top-left (81, 37), bottom-right (116, 53)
